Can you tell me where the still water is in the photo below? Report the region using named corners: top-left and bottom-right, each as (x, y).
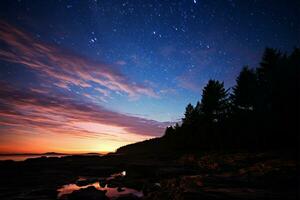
top-left (57, 181), bottom-right (143, 199)
top-left (57, 171), bottom-right (143, 199)
top-left (0, 154), bottom-right (66, 161)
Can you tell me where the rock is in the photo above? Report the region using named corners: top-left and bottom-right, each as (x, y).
top-left (179, 175), bottom-right (204, 192)
top-left (115, 193), bottom-right (140, 200)
top-left (76, 178), bottom-right (98, 186)
top-left (143, 182), bottom-right (161, 196)
top-left (156, 167), bottom-right (190, 178)
top-left (67, 186), bottom-right (109, 200)
top-left (154, 183), bottom-right (161, 187)
top-left (122, 178), bottom-right (145, 191)
top-left (99, 178), bottom-right (107, 187)
top-left (107, 180), bottom-right (122, 188)
top-left (142, 176), bottom-right (204, 200)
top-left (117, 187), bottom-right (125, 192)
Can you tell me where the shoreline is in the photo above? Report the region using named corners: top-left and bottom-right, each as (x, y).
top-left (0, 151), bottom-right (297, 200)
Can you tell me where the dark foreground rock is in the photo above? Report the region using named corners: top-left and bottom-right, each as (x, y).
top-left (0, 152), bottom-right (297, 200)
top-left (67, 186), bottom-right (109, 200)
top-left (76, 178), bottom-right (98, 186)
top-left (116, 194), bottom-right (141, 200)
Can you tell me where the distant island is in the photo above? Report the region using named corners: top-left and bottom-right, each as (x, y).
top-left (0, 152), bottom-right (105, 156)
top-left (0, 152), bottom-right (67, 156)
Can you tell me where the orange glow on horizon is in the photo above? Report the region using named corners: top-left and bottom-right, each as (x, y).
top-left (0, 122), bottom-right (153, 154)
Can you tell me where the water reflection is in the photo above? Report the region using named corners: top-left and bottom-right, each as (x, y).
top-left (57, 171), bottom-right (143, 199)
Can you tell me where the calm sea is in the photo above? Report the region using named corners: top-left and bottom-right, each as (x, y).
top-left (0, 154), bottom-right (67, 161)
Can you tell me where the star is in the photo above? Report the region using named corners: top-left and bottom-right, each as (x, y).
top-left (89, 37), bottom-right (97, 43)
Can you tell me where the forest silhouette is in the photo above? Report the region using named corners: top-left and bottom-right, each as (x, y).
top-left (117, 47), bottom-right (299, 154)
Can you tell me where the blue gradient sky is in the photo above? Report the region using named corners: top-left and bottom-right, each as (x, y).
top-left (0, 0), bottom-right (299, 153)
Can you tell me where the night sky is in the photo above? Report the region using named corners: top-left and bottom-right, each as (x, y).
top-left (0, 0), bottom-right (299, 153)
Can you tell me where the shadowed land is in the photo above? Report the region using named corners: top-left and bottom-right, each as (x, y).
top-left (0, 151), bottom-right (297, 200)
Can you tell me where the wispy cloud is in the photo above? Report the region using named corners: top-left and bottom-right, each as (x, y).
top-left (0, 82), bottom-right (168, 152)
top-left (0, 82), bottom-right (167, 137)
top-left (0, 21), bottom-right (158, 99)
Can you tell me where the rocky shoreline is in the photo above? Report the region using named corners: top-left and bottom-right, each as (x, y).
top-left (0, 151), bottom-right (297, 200)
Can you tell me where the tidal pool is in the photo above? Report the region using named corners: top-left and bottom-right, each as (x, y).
top-left (57, 171), bottom-right (143, 199)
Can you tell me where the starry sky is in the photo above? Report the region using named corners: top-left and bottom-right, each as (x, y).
top-left (0, 0), bottom-right (299, 153)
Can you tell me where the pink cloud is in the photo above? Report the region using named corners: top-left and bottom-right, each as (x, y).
top-left (0, 21), bottom-right (158, 99)
top-left (0, 83), bottom-right (167, 138)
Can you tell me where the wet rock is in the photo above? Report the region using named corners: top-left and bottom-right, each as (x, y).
top-left (76, 178), bottom-right (98, 186)
top-left (107, 180), bottom-right (122, 188)
top-left (115, 193), bottom-right (141, 200)
top-left (67, 186), bottom-right (109, 200)
top-left (117, 187), bottom-right (125, 192)
top-left (99, 178), bottom-right (107, 187)
top-left (142, 176), bottom-right (205, 200)
top-left (122, 178), bottom-right (145, 191)
top-left (179, 175), bottom-right (204, 192)
top-left (156, 167), bottom-right (192, 178)
top-left (142, 182), bottom-right (161, 196)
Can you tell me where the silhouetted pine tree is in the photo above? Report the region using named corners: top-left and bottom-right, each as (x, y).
top-left (277, 48), bottom-right (300, 150)
top-left (198, 80), bottom-right (229, 149)
top-left (201, 80), bottom-right (229, 123)
top-left (230, 66), bottom-right (259, 149)
top-left (182, 103), bottom-right (195, 125)
top-left (231, 66), bottom-right (257, 111)
top-left (164, 126), bottom-right (175, 137)
top-left (256, 48), bottom-right (282, 114)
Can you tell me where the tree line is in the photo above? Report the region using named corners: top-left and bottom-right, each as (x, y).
top-left (163, 47), bottom-right (299, 152)
top-left (117, 47), bottom-right (299, 154)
